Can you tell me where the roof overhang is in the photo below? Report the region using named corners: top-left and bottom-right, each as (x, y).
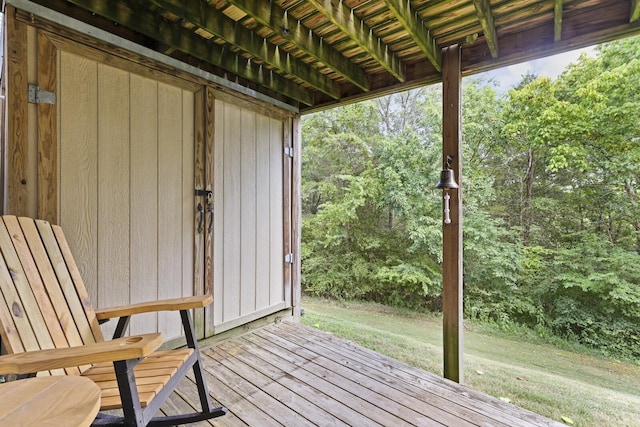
top-left (14, 0), bottom-right (640, 112)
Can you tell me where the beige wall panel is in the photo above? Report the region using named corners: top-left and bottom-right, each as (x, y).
top-left (129, 74), bottom-right (159, 336)
top-left (96, 64), bottom-right (130, 330)
top-left (58, 51), bottom-right (98, 303)
top-left (157, 82), bottom-right (186, 340)
top-left (269, 118), bottom-right (284, 305)
top-left (222, 103), bottom-right (241, 322)
top-left (182, 90), bottom-right (195, 301)
top-left (211, 98), bottom-right (287, 330)
top-left (213, 99), bottom-right (224, 326)
top-left (254, 113), bottom-right (271, 310)
top-left (58, 49), bottom-right (195, 340)
top-left (240, 109), bottom-right (257, 316)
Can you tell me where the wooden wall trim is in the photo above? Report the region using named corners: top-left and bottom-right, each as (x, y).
top-left (283, 118), bottom-right (293, 309)
top-left (441, 44), bottom-right (464, 384)
top-left (193, 88), bottom-right (206, 339)
top-left (204, 86), bottom-right (216, 338)
top-left (36, 31), bottom-right (57, 223)
top-left (5, 6), bottom-right (30, 216)
top-left (210, 302), bottom-right (288, 335)
top-left (291, 115), bottom-right (302, 321)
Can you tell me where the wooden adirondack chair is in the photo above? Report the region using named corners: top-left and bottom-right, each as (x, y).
top-left (0, 216), bottom-right (227, 426)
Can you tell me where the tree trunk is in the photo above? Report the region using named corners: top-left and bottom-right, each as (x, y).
top-left (521, 149), bottom-right (535, 246)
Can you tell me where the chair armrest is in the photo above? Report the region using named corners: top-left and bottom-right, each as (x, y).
top-left (96, 295), bottom-right (213, 320)
top-left (95, 295), bottom-right (213, 321)
top-left (0, 333), bottom-right (163, 375)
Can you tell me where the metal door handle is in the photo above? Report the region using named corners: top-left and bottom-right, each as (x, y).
top-left (197, 203), bottom-right (204, 234)
top-left (207, 203), bottom-right (214, 234)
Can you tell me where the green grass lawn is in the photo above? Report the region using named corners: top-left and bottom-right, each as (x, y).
top-left (301, 297), bottom-right (640, 427)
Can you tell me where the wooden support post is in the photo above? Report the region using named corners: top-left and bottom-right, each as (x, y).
top-left (441, 44), bottom-right (463, 383)
top-left (5, 6), bottom-right (30, 216)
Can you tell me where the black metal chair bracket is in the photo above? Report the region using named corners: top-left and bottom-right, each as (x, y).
top-left (91, 309), bottom-right (227, 426)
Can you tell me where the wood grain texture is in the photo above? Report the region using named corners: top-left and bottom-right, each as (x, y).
top-left (182, 89), bottom-right (195, 303)
top-left (213, 99), bottom-right (225, 327)
top-left (129, 73), bottom-right (159, 336)
top-left (59, 50), bottom-right (99, 304)
top-left (51, 223), bottom-right (104, 342)
top-left (0, 219), bottom-right (40, 355)
top-left (95, 295), bottom-right (213, 320)
top-left (0, 333), bottom-right (162, 375)
top-left (222, 103), bottom-right (241, 322)
top-left (0, 376), bottom-right (100, 427)
top-left (36, 31), bottom-right (58, 223)
top-left (193, 88), bottom-right (206, 339)
top-left (254, 113), bottom-right (271, 311)
top-left (441, 45), bottom-right (464, 384)
top-left (5, 6), bottom-right (30, 216)
top-left (191, 322), bottom-right (565, 426)
top-left (82, 348), bottom-right (192, 409)
top-left (157, 82), bottom-right (185, 340)
top-left (240, 108), bottom-right (257, 317)
top-left (269, 117), bottom-right (284, 306)
top-left (97, 62), bottom-right (131, 313)
top-left (204, 87), bottom-right (216, 337)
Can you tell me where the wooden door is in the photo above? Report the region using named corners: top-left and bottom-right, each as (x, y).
top-left (208, 97), bottom-right (292, 335)
top-left (56, 49), bottom-right (199, 341)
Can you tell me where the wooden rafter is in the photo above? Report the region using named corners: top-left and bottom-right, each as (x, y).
top-left (61, 0), bottom-right (314, 105)
top-left (224, 0), bottom-right (370, 91)
top-left (554, 0), bottom-right (563, 41)
top-left (471, 0), bottom-right (499, 58)
top-left (632, 0), bottom-right (640, 22)
top-left (307, 0), bottom-right (405, 82)
top-left (384, 0), bottom-right (442, 72)
top-left (147, 0), bottom-right (340, 99)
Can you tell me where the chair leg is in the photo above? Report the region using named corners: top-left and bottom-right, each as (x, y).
top-left (114, 358), bottom-right (145, 427)
top-left (180, 309), bottom-right (213, 412)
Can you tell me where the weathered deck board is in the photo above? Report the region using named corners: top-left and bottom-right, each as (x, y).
top-left (160, 322), bottom-right (565, 426)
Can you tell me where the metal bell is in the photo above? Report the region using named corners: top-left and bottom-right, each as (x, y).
top-left (435, 169), bottom-right (459, 189)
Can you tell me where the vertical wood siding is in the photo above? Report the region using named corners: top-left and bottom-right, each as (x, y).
top-left (213, 99), bottom-right (287, 329)
top-left (58, 51), bottom-right (195, 340)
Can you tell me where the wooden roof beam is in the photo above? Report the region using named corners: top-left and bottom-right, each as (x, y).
top-left (147, 0), bottom-right (340, 99)
top-left (471, 0), bottom-right (499, 58)
top-left (224, 0), bottom-right (370, 91)
top-left (63, 0), bottom-right (314, 105)
top-left (307, 0), bottom-right (405, 82)
top-left (632, 0), bottom-right (640, 22)
top-left (384, 0), bottom-right (442, 72)
top-left (554, 0), bottom-right (563, 41)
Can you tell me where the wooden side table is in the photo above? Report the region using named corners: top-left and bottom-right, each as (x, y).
top-left (0, 375), bottom-right (101, 427)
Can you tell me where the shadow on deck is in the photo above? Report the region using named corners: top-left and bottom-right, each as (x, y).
top-left (161, 322), bottom-right (564, 426)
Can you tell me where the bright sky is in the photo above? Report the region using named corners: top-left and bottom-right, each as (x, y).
top-left (479, 46), bottom-right (597, 91)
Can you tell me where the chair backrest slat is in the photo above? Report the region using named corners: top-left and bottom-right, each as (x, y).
top-left (0, 216), bottom-right (104, 376)
top-left (48, 221), bottom-right (103, 343)
top-left (31, 218), bottom-right (100, 347)
top-left (0, 228), bottom-right (34, 354)
top-left (0, 217), bottom-right (67, 375)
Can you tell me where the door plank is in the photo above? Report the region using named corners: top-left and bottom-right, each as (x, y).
top-left (240, 108), bottom-right (257, 317)
top-left (128, 74), bottom-right (159, 336)
top-left (157, 82), bottom-right (184, 340)
top-left (59, 51), bottom-right (99, 303)
top-left (97, 63), bottom-right (131, 330)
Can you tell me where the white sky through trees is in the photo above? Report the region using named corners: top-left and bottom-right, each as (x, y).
top-left (481, 46), bottom-right (596, 91)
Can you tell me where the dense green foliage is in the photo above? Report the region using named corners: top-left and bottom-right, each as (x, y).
top-left (301, 37), bottom-right (640, 360)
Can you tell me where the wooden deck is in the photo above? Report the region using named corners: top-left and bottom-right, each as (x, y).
top-left (159, 322), bottom-right (564, 426)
